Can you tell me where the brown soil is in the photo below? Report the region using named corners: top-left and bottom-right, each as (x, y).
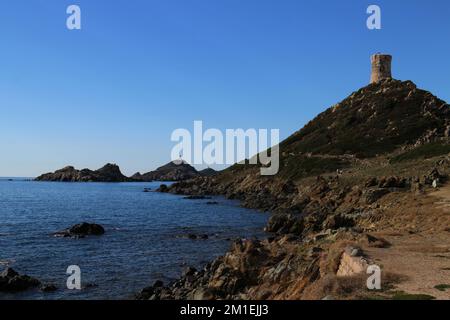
top-left (362, 185), bottom-right (450, 300)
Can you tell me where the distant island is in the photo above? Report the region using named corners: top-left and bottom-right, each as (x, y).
top-left (34, 163), bottom-right (132, 182)
top-left (131, 160), bottom-right (213, 182)
top-left (34, 161), bottom-right (217, 182)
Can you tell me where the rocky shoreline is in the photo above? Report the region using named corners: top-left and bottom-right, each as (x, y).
top-left (1, 223), bottom-right (105, 295)
top-left (137, 78), bottom-right (450, 300)
top-left (137, 165), bottom-right (449, 300)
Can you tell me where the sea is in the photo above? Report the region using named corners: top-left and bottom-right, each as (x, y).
top-left (0, 178), bottom-right (269, 300)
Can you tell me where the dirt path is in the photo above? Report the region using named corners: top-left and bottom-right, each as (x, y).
top-left (432, 185), bottom-right (450, 213)
top-left (363, 185), bottom-right (450, 300)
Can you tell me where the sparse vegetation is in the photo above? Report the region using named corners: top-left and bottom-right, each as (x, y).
top-left (390, 291), bottom-right (436, 300)
top-left (434, 284), bottom-right (450, 292)
top-left (281, 80), bottom-right (449, 159)
top-left (280, 156), bottom-right (349, 180)
top-left (390, 142), bottom-right (450, 163)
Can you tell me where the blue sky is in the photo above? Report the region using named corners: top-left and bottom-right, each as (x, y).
top-left (1, 0), bottom-right (449, 177)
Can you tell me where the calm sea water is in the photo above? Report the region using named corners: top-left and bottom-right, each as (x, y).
top-left (0, 179), bottom-right (269, 300)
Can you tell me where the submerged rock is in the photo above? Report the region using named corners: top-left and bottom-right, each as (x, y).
top-left (183, 233), bottom-right (209, 240)
top-left (41, 284), bottom-right (58, 292)
top-left (183, 195), bottom-right (212, 200)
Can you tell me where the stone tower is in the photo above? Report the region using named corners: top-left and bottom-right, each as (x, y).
top-left (370, 54), bottom-right (392, 84)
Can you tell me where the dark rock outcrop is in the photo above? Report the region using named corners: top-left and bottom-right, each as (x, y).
top-left (157, 184), bottom-right (169, 192)
top-left (0, 268), bottom-right (41, 292)
top-left (35, 164), bottom-right (131, 182)
top-left (54, 222), bottom-right (105, 238)
top-left (265, 214), bottom-right (304, 235)
top-left (199, 168), bottom-right (218, 177)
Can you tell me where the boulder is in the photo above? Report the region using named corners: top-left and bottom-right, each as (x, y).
top-left (54, 222), bottom-right (105, 238)
top-left (336, 247), bottom-right (369, 277)
top-left (157, 184), bottom-right (169, 192)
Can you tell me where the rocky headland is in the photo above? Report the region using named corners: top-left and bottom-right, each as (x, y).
top-left (139, 78), bottom-right (450, 300)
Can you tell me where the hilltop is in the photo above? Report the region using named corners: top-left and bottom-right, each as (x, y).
top-left (162, 79), bottom-right (450, 207)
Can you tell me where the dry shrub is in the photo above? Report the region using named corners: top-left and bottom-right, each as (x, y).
top-left (365, 234), bottom-right (391, 248)
top-left (301, 274), bottom-right (366, 300)
top-left (302, 266), bottom-right (407, 300)
top-left (382, 271), bottom-right (408, 290)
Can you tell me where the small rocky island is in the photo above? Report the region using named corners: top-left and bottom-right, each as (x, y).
top-left (36, 161), bottom-right (217, 182)
top-left (35, 163), bottom-right (131, 182)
